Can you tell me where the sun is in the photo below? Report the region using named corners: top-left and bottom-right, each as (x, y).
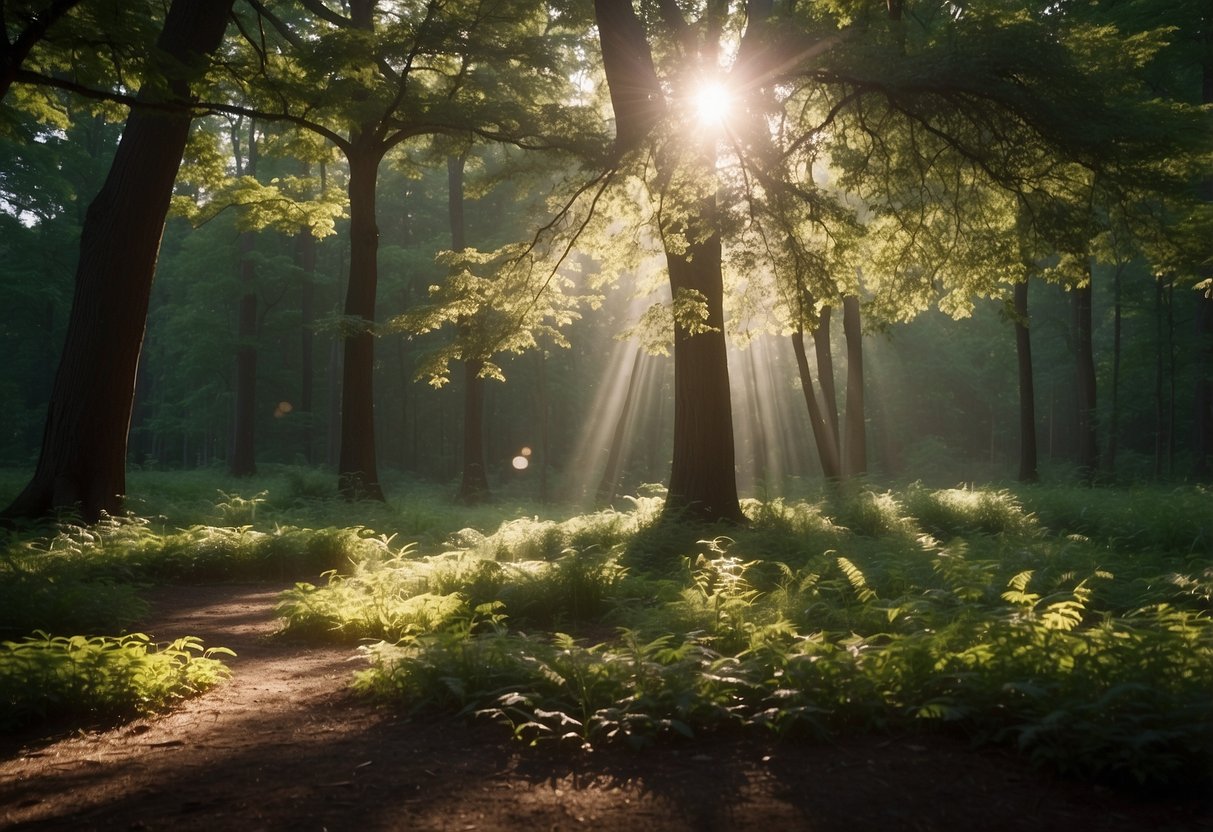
top-left (692, 80), bottom-right (732, 128)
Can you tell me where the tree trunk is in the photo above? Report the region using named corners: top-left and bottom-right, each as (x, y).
top-left (791, 328), bottom-right (841, 480)
top-left (337, 136), bottom-right (386, 501)
top-left (2, 0), bottom-right (233, 523)
top-left (1194, 58), bottom-right (1213, 481)
top-left (813, 305), bottom-right (841, 455)
top-left (230, 122), bottom-right (259, 477)
top-left (457, 359), bottom-right (491, 504)
top-left (448, 154), bottom-right (490, 504)
top-left (1073, 274), bottom-right (1099, 483)
top-left (842, 294), bottom-right (867, 477)
top-left (1014, 279), bottom-right (1039, 482)
top-left (296, 228), bottom-right (316, 464)
top-left (230, 230), bottom-right (259, 476)
top-left (664, 232), bottom-right (745, 523)
top-left (1106, 266), bottom-right (1121, 477)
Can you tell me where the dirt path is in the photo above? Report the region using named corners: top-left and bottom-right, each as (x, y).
top-left (1, 584), bottom-right (1209, 831)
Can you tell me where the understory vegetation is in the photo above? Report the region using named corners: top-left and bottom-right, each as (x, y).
top-left (2, 472), bottom-right (1210, 790)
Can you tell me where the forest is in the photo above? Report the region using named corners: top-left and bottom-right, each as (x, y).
top-left (1, 0), bottom-right (1211, 829)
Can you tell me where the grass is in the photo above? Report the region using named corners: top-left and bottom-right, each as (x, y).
top-left (1, 469), bottom-right (1210, 789)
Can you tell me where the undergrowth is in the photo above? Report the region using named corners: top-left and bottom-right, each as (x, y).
top-left (0, 633), bottom-right (233, 730)
top-left (328, 484), bottom-right (1211, 789)
top-left (2, 472), bottom-right (1210, 789)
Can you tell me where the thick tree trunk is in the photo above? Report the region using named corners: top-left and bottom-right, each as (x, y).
top-left (664, 232), bottom-right (745, 523)
top-left (337, 137), bottom-right (386, 501)
top-left (1073, 274), bottom-right (1099, 483)
top-left (1, 0), bottom-right (233, 523)
top-left (842, 294), bottom-right (867, 477)
top-left (1014, 279), bottom-right (1039, 483)
top-left (791, 328), bottom-right (841, 480)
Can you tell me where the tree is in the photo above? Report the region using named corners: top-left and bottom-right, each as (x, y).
top-left (2, 0), bottom-right (234, 522)
top-left (593, 0), bottom-right (745, 524)
top-left (225, 0), bottom-right (585, 501)
top-left (0, 0), bottom-right (82, 100)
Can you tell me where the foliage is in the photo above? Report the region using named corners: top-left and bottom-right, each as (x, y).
top-left (0, 632), bottom-right (232, 731)
top-left (343, 484), bottom-right (1212, 788)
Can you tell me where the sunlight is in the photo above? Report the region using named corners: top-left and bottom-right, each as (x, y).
top-left (693, 80), bottom-right (732, 129)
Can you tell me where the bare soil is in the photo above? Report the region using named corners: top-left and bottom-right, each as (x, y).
top-left (1, 583), bottom-right (1209, 831)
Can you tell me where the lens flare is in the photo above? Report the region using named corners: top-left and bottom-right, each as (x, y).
top-left (512, 455), bottom-right (529, 470)
top-left (693, 81), bottom-right (732, 128)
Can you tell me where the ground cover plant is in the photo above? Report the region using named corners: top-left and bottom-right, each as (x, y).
top-left (2, 472), bottom-right (1210, 793)
top-left (0, 633), bottom-right (232, 730)
top-left (273, 482), bottom-right (1213, 790)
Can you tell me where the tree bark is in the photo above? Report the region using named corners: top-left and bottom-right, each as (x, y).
top-left (1195, 290), bottom-right (1213, 480)
top-left (1014, 279), bottom-right (1039, 482)
top-left (812, 306), bottom-right (841, 456)
top-left (230, 230), bottom-right (259, 476)
top-left (448, 154), bottom-right (490, 504)
top-left (664, 230), bottom-right (745, 523)
top-left (2, 0), bottom-right (233, 523)
top-left (230, 122), bottom-right (259, 477)
top-left (1073, 273), bottom-right (1099, 483)
top-left (842, 294), bottom-right (867, 477)
top-left (1106, 266), bottom-right (1121, 477)
top-left (337, 134), bottom-right (386, 501)
top-left (296, 228), bottom-right (317, 464)
top-left (1194, 56), bottom-right (1213, 480)
top-left (791, 328), bottom-right (841, 480)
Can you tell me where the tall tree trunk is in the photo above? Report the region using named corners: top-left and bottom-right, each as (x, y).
top-left (813, 305), bottom-right (841, 456)
top-left (1106, 266), bottom-right (1122, 477)
top-left (1014, 279), bottom-right (1039, 482)
top-left (448, 154), bottom-right (489, 504)
top-left (842, 294), bottom-right (867, 477)
top-left (664, 230), bottom-right (745, 523)
top-left (296, 228), bottom-right (316, 464)
top-left (1194, 57), bottom-right (1213, 480)
top-left (537, 348), bottom-right (549, 503)
top-left (230, 121), bottom-right (259, 477)
top-left (230, 230), bottom-right (259, 476)
top-left (1074, 271), bottom-right (1099, 483)
top-left (791, 328), bottom-right (841, 480)
top-left (337, 135), bottom-right (385, 501)
top-left (2, 0), bottom-right (233, 523)
top-left (458, 359), bottom-right (490, 504)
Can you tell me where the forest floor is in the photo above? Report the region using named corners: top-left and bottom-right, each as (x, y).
top-left (0, 583), bottom-right (1210, 832)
